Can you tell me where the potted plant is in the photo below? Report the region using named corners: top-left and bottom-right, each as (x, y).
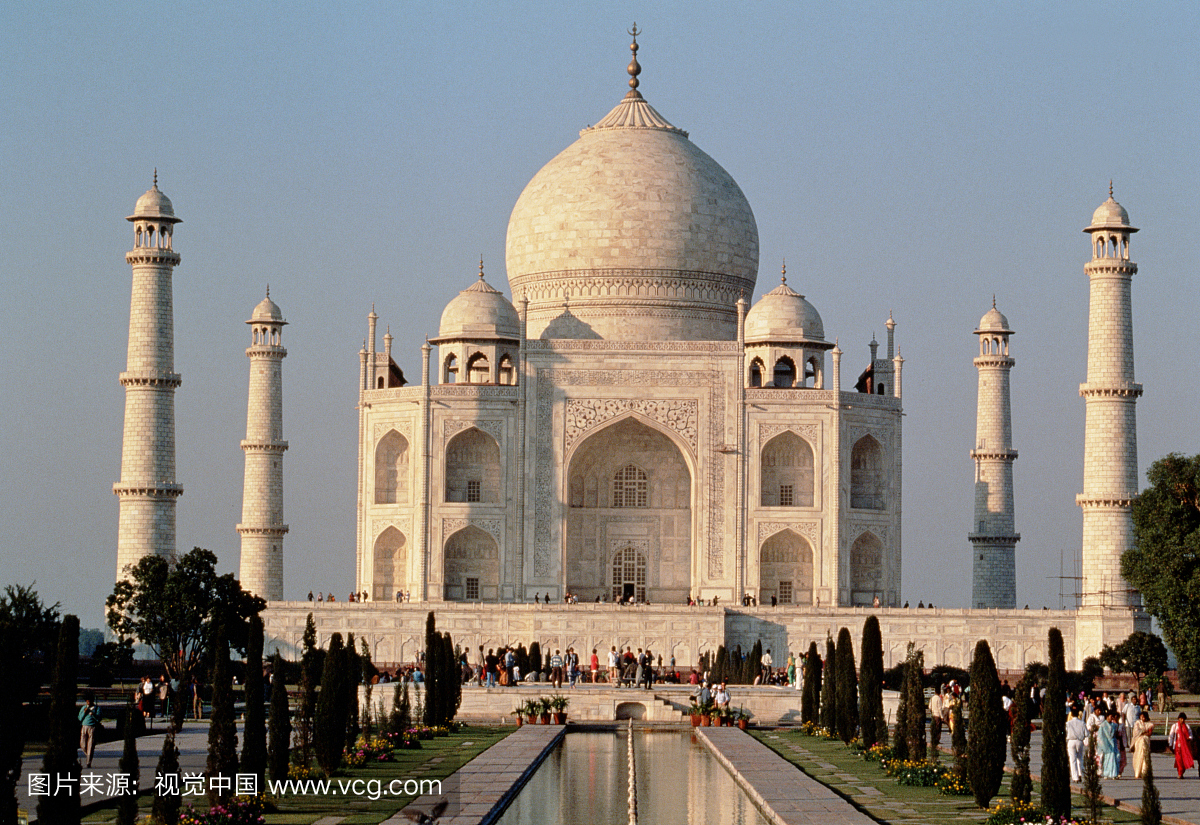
top-left (523, 700), bottom-right (538, 726)
top-left (549, 694), bottom-right (570, 724)
top-left (718, 705), bottom-right (734, 726)
top-left (511, 706), bottom-right (524, 726)
top-left (699, 699), bottom-right (714, 727)
top-left (688, 702), bottom-right (703, 727)
top-left (735, 707), bottom-right (751, 730)
top-left (538, 697), bottom-right (552, 725)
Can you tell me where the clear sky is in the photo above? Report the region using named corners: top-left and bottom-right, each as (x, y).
top-left (2, 2), bottom-right (1197, 631)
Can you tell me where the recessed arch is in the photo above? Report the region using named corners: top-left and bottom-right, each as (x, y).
top-left (773, 356), bottom-right (796, 388)
top-left (443, 525), bottom-right (499, 601)
top-left (498, 353), bottom-right (516, 385)
top-left (850, 531), bottom-right (883, 605)
top-left (850, 435), bottom-right (885, 510)
top-left (466, 352), bottom-right (489, 384)
top-left (760, 431), bottom-right (814, 507)
top-left (759, 528), bottom-right (813, 605)
top-left (749, 357), bottom-right (764, 388)
top-left (372, 527), bottom-right (407, 601)
top-left (445, 427), bottom-right (501, 503)
top-left (374, 430), bottom-right (410, 504)
top-left (444, 353), bottom-right (459, 383)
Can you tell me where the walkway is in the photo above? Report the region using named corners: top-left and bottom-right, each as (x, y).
top-left (698, 727), bottom-right (877, 825)
top-left (389, 723), bottom-right (563, 825)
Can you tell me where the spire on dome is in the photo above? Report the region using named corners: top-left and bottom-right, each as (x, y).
top-left (153, 168), bottom-right (158, 188)
top-left (781, 261), bottom-right (787, 284)
top-left (479, 255), bottom-right (486, 280)
top-left (583, 27), bottom-right (687, 136)
top-left (1109, 179), bottom-right (1114, 199)
top-left (626, 24), bottom-right (642, 96)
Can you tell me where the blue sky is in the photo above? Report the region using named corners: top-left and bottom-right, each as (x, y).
top-left (2, 2), bottom-right (1197, 630)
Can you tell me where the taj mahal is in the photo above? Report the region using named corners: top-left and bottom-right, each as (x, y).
top-left (112, 33), bottom-right (1149, 670)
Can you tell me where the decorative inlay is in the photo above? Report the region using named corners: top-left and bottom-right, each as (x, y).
top-left (565, 399), bottom-right (698, 454)
top-left (757, 521), bottom-right (820, 545)
top-left (758, 423), bottom-right (818, 446)
top-left (374, 422), bottom-right (413, 442)
top-left (443, 419), bottom-right (505, 444)
top-left (373, 519), bottom-right (409, 540)
top-left (442, 517), bottom-right (503, 543)
top-left (429, 385), bottom-right (520, 399)
top-left (610, 538), bottom-right (650, 556)
top-left (525, 339), bottom-right (739, 353)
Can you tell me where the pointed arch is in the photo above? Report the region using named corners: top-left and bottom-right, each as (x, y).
top-left (749, 357), bottom-right (764, 388)
top-left (372, 527), bottom-right (407, 601)
top-left (374, 430), bottom-right (409, 504)
top-left (466, 352), bottom-right (490, 384)
top-left (850, 435), bottom-right (885, 510)
top-left (443, 525), bottom-right (499, 601)
top-left (444, 352), bottom-right (459, 383)
top-left (772, 356), bottom-right (796, 388)
top-left (759, 528), bottom-right (813, 605)
top-left (497, 353), bottom-right (516, 385)
top-left (760, 431), bottom-right (814, 507)
top-left (445, 427), bottom-right (501, 503)
top-left (850, 531), bottom-right (884, 604)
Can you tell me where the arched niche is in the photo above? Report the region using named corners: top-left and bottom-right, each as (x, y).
top-left (374, 430), bottom-right (409, 504)
top-left (850, 531), bottom-right (883, 605)
top-left (758, 529), bottom-right (813, 605)
top-left (372, 527), bottom-right (407, 601)
top-left (443, 525), bottom-right (499, 601)
top-left (760, 431), bottom-right (814, 507)
top-left (445, 427), bottom-right (501, 503)
top-left (850, 435), bottom-right (885, 510)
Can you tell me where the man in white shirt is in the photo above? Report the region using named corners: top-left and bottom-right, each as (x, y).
top-left (929, 687), bottom-right (945, 750)
top-left (1066, 707), bottom-right (1088, 782)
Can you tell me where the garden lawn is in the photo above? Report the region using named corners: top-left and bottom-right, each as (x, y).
top-left (752, 730), bottom-right (1143, 825)
top-left (79, 725), bottom-right (515, 825)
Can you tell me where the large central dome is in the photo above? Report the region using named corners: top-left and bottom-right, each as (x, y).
top-left (505, 47), bottom-right (759, 341)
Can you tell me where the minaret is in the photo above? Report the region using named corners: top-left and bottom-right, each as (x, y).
top-left (114, 175), bottom-right (183, 581)
top-left (237, 289), bottom-right (289, 601)
top-left (1077, 186), bottom-right (1141, 608)
top-left (970, 299), bottom-right (1019, 608)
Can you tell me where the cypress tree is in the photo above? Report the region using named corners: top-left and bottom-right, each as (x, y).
top-left (1010, 671), bottom-right (1033, 805)
top-left (241, 615), bottom-right (266, 789)
top-left (835, 627), bottom-right (859, 743)
top-left (967, 639), bottom-right (1006, 807)
top-left (1082, 729), bottom-right (1103, 825)
top-left (152, 733), bottom-right (181, 825)
top-left (116, 702), bottom-right (140, 825)
top-left (713, 645), bottom-right (727, 686)
top-left (801, 642), bottom-right (820, 725)
top-left (38, 614), bottom-right (80, 825)
top-left (442, 632), bottom-right (462, 725)
top-left (360, 637), bottom-right (375, 734)
top-left (859, 616), bottom-right (885, 748)
top-left (344, 632), bottom-right (361, 749)
top-left (398, 679), bottom-right (412, 732)
top-left (206, 621), bottom-right (239, 806)
top-left (951, 699), bottom-right (967, 777)
top-left (296, 612), bottom-right (319, 769)
top-left (819, 636), bottom-right (837, 733)
top-left (1040, 627), bottom-right (1071, 818)
top-left (747, 640), bottom-right (763, 685)
top-left (314, 633), bottom-right (347, 774)
top-left (423, 613), bottom-right (439, 726)
top-left (903, 644), bottom-right (927, 761)
top-left (528, 642), bottom-right (541, 680)
top-left (893, 665), bottom-right (909, 761)
top-left (267, 652), bottom-right (291, 783)
top-left (1141, 750), bottom-right (1162, 825)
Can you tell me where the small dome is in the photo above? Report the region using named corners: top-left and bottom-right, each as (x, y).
top-left (744, 278), bottom-right (826, 344)
top-left (437, 273), bottom-right (520, 340)
top-left (1090, 196), bottom-right (1130, 228)
top-left (127, 182), bottom-right (180, 223)
top-left (250, 292), bottom-right (285, 323)
top-left (976, 303), bottom-right (1012, 334)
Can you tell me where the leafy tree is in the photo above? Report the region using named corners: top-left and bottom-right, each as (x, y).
top-left (1041, 627), bottom-right (1071, 818)
top-left (37, 614), bottom-right (80, 825)
top-left (88, 638), bottom-right (135, 687)
top-left (107, 548), bottom-right (266, 730)
top-left (859, 616), bottom-right (885, 748)
top-left (152, 733), bottom-right (181, 825)
top-left (835, 627), bottom-right (858, 743)
top-left (267, 652), bottom-right (291, 783)
top-left (0, 584), bottom-right (59, 825)
top-left (1125, 452), bottom-right (1200, 690)
top-left (1141, 751), bottom-right (1162, 825)
top-left (241, 615), bottom-right (266, 788)
top-left (801, 642), bottom-right (820, 725)
top-left (314, 633), bottom-right (348, 773)
top-left (903, 644), bottom-right (926, 761)
top-left (967, 639), bottom-right (1006, 808)
top-left (819, 636), bottom-right (837, 733)
top-left (1010, 671), bottom-right (1033, 805)
top-left (1099, 631), bottom-right (1170, 683)
top-left (116, 702), bottom-right (140, 825)
top-left (206, 621), bottom-right (239, 806)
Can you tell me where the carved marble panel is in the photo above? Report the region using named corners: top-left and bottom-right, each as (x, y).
top-left (564, 398), bottom-right (698, 454)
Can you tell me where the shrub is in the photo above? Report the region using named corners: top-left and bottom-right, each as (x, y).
top-left (206, 621), bottom-right (239, 807)
top-left (179, 796), bottom-right (266, 825)
top-left (313, 633), bottom-right (348, 774)
top-left (936, 768), bottom-right (972, 796)
top-left (267, 652), bottom-right (291, 783)
top-left (37, 615), bottom-right (80, 825)
top-left (982, 800), bottom-right (1044, 825)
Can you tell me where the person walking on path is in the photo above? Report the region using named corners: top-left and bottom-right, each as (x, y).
top-left (1168, 712), bottom-right (1195, 779)
top-left (1066, 706), bottom-right (1088, 783)
top-left (1097, 710), bottom-right (1118, 779)
top-left (78, 694), bottom-right (101, 768)
top-left (929, 686), bottom-right (945, 750)
top-left (190, 676), bottom-right (202, 719)
top-left (1130, 711), bottom-right (1153, 779)
top-left (590, 649), bottom-right (600, 684)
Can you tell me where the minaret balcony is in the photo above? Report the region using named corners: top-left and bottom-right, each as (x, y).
top-left (241, 440), bottom-right (289, 453)
top-left (1078, 382), bottom-right (1142, 398)
top-left (236, 524), bottom-right (289, 536)
top-left (125, 248), bottom-right (181, 265)
top-left (968, 533), bottom-right (1019, 545)
top-left (113, 482), bottom-right (183, 498)
top-left (969, 448), bottom-right (1018, 460)
top-left (119, 371), bottom-right (181, 388)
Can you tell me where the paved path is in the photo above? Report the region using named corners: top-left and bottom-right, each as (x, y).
top-left (391, 724), bottom-right (563, 825)
top-left (698, 727), bottom-right (877, 825)
top-left (18, 720), bottom-right (219, 821)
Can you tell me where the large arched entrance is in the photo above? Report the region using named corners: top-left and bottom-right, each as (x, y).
top-left (565, 417), bottom-right (692, 602)
top-left (443, 525), bottom-right (499, 601)
top-left (611, 546), bottom-right (647, 603)
top-left (758, 529), bottom-right (813, 605)
top-left (372, 527), bottom-right (407, 601)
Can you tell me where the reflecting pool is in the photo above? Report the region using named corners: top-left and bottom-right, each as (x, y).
top-left (494, 730), bottom-right (770, 825)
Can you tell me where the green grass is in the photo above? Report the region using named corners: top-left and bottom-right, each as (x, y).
top-left (80, 726), bottom-right (515, 825)
top-left (752, 730), bottom-right (1143, 825)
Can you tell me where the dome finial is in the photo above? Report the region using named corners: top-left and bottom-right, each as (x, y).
top-left (781, 260), bottom-right (787, 284)
top-left (153, 168), bottom-right (158, 189)
top-left (1109, 179), bottom-right (1114, 199)
top-left (479, 255), bottom-right (485, 280)
top-left (626, 24), bottom-right (642, 94)
top-left (992, 294), bottom-right (996, 309)
top-left (266, 284), bottom-right (270, 299)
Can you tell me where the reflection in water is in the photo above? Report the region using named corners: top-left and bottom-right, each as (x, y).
top-left (495, 731), bottom-right (769, 825)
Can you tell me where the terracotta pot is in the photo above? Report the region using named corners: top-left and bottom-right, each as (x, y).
top-left (737, 719), bottom-right (748, 730)
top-left (526, 715), bottom-right (537, 725)
top-left (553, 712), bottom-right (567, 724)
top-left (540, 713), bottom-right (551, 725)
top-left (690, 714), bottom-right (701, 727)
top-left (515, 716), bottom-right (524, 726)
top-left (701, 715), bottom-right (711, 727)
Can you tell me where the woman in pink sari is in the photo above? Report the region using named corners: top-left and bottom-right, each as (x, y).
top-left (1169, 712), bottom-right (1194, 779)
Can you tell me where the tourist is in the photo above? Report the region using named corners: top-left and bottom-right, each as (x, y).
top-left (485, 648), bottom-right (499, 688)
top-left (190, 676), bottom-right (203, 719)
top-left (140, 675), bottom-right (155, 721)
top-left (872, 594), bottom-right (881, 607)
top-left (761, 648), bottom-right (773, 683)
top-left (590, 649), bottom-right (600, 684)
top-left (1169, 712), bottom-right (1195, 778)
top-left (1096, 711), bottom-right (1118, 778)
top-left (608, 646), bottom-right (620, 684)
top-left (1130, 711), bottom-right (1153, 779)
top-left (78, 694), bottom-right (101, 768)
top-left (550, 649), bottom-right (564, 688)
top-left (307, 591), bottom-right (314, 602)
top-left (1066, 706), bottom-right (1087, 783)
top-left (715, 682), bottom-right (731, 709)
top-left (929, 686), bottom-right (944, 750)
top-left (157, 675), bottom-right (171, 719)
